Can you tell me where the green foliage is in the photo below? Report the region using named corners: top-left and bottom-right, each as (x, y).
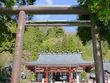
top-left (101, 41), bottom-right (109, 57)
top-left (76, 15), bottom-right (91, 45)
top-left (46, 27), bottom-right (64, 39)
top-left (0, 0), bottom-right (36, 8)
top-left (77, 1), bottom-right (110, 49)
top-left (77, 15), bottom-right (109, 58)
top-left (62, 35), bottom-right (78, 52)
top-left (30, 73), bottom-right (36, 80)
top-left (23, 27), bottom-right (46, 53)
top-left (73, 35), bottom-right (93, 60)
top-left (78, 0), bottom-right (110, 25)
top-left (55, 40), bottom-right (62, 52)
top-left (81, 71), bottom-right (88, 81)
top-left (77, 15), bottom-right (110, 48)
top-left (55, 26), bottom-right (64, 37)
top-left (0, 51), bottom-right (13, 68)
top-left (0, 65), bottom-right (2, 79)
top-left (67, 35), bottom-right (78, 52)
top-left (0, 0), bottom-right (17, 8)
top-left (42, 38), bottom-right (55, 52)
top-left (16, 0), bottom-right (36, 5)
top-left (20, 79), bottom-right (28, 83)
top-left (62, 35), bottom-right (68, 52)
top-left (46, 28), bottom-right (56, 39)
top-left (0, 0), bottom-right (36, 53)
top-left (0, 22), bottom-right (16, 53)
top-left (77, 27), bottom-right (92, 45)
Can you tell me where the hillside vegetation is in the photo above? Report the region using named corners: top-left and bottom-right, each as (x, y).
top-left (0, 24), bottom-right (110, 69)
top-left (0, 23), bottom-right (110, 82)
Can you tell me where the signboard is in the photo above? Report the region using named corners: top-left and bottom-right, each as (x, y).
top-left (36, 68), bottom-right (44, 72)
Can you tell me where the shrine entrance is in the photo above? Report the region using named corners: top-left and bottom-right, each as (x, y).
top-left (0, 5), bottom-right (104, 83)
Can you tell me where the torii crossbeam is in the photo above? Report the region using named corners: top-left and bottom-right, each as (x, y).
top-left (25, 20), bottom-right (91, 27)
top-left (0, 5), bottom-right (91, 15)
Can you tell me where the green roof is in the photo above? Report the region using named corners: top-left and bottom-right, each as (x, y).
top-left (24, 53), bottom-right (93, 67)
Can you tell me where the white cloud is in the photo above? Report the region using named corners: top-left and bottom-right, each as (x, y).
top-left (45, 0), bottom-right (53, 5)
top-left (36, 0), bottom-right (54, 5)
top-left (34, 0), bottom-right (54, 20)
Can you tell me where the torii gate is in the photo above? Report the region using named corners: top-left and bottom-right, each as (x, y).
top-left (0, 5), bottom-right (104, 83)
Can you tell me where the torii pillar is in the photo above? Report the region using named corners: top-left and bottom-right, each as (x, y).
top-left (11, 11), bottom-right (26, 83)
top-left (91, 14), bottom-right (105, 83)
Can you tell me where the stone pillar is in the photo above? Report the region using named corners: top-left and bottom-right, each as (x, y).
top-left (11, 11), bottom-right (26, 83)
top-left (91, 14), bottom-right (105, 83)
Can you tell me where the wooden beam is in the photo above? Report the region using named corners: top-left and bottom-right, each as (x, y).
top-left (48, 71), bottom-right (70, 73)
top-left (0, 5), bottom-right (91, 15)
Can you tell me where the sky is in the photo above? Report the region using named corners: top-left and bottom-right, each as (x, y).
top-left (33, 0), bottom-right (79, 31)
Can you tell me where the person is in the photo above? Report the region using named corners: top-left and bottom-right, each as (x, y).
top-left (21, 72), bottom-right (26, 79)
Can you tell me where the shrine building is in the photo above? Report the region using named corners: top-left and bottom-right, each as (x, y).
top-left (23, 52), bottom-right (94, 83)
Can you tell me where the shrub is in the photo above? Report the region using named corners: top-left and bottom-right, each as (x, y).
top-left (81, 71), bottom-right (88, 81)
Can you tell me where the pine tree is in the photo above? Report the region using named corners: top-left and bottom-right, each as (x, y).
top-left (55, 40), bottom-right (62, 52)
top-left (62, 35), bottom-right (68, 52)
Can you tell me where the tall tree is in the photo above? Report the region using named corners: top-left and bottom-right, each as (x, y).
top-left (67, 35), bottom-right (77, 52)
top-left (42, 40), bottom-right (55, 52)
top-left (77, 0), bottom-right (110, 46)
top-left (62, 35), bottom-right (68, 52)
top-left (46, 28), bottom-right (56, 39)
top-left (55, 40), bottom-right (62, 52)
top-left (55, 26), bottom-right (64, 37)
top-left (0, 0), bottom-right (36, 53)
top-left (23, 27), bottom-right (45, 53)
top-left (46, 26), bottom-right (64, 39)
top-left (0, 22), bottom-right (16, 53)
top-left (78, 0), bottom-right (110, 24)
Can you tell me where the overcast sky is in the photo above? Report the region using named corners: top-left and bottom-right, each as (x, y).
top-left (33, 0), bottom-right (79, 31)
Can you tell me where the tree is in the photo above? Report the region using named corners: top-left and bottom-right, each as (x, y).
top-left (46, 26), bottom-right (64, 39)
top-left (81, 71), bottom-right (88, 81)
top-left (0, 0), bottom-right (36, 53)
top-left (77, 15), bottom-right (92, 45)
top-left (42, 39), bottom-right (55, 52)
top-left (77, 0), bottom-right (110, 46)
top-left (46, 28), bottom-right (56, 39)
top-left (55, 40), bottom-right (62, 52)
top-left (62, 35), bottom-right (68, 52)
top-left (55, 26), bottom-right (64, 37)
top-left (23, 27), bottom-right (45, 53)
top-left (0, 22), bottom-right (16, 53)
top-left (67, 35), bottom-right (77, 52)
top-left (78, 0), bottom-right (110, 24)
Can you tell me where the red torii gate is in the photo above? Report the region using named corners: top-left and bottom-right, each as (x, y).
top-left (0, 5), bottom-right (104, 83)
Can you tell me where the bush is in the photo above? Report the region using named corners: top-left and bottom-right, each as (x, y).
top-left (81, 71), bottom-right (88, 81)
